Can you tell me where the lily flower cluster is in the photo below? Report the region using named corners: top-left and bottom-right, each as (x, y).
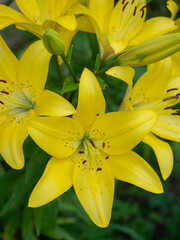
top-left (0, 0), bottom-right (180, 228)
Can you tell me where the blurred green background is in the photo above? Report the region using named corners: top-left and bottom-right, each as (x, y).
top-left (0, 0), bottom-right (180, 239)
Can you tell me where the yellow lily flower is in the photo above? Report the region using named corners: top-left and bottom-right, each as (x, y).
top-left (0, 36), bottom-right (75, 170)
top-left (26, 68), bottom-right (163, 228)
top-left (0, 0), bottom-right (83, 57)
top-left (114, 57), bottom-right (180, 181)
top-left (71, 0), bottom-right (177, 60)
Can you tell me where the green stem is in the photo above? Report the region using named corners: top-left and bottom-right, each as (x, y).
top-left (94, 61), bottom-right (117, 76)
top-left (61, 54), bottom-right (79, 83)
top-left (53, 55), bottom-right (63, 89)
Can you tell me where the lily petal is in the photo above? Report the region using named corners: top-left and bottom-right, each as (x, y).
top-left (73, 154), bottom-right (114, 228)
top-left (0, 35), bottom-right (18, 84)
top-left (73, 68), bottom-right (106, 130)
top-left (131, 58), bottom-right (172, 105)
top-left (29, 157), bottom-right (74, 207)
top-left (18, 40), bottom-right (52, 100)
top-left (89, 0), bottom-right (114, 33)
top-left (36, 90), bottom-right (76, 117)
top-left (129, 17), bottom-right (177, 45)
top-left (0, 4), bottom-right (31, 30)
top-left (27, 117), bottom-right (83, 158)
top-left (0, 117), bottom-right (28, 169)
top-left (90, 109), bottom-right (157, 155)
top-left (143, 133), bottom-right (173, 180)
top-left (15, 0), bottom-right (42, 23)
top-left (106, 66), bottom-right (135, 87)
top-left (167, 0), bottom-right (178, 19)
top-left (56, 15), bottom-right (77, 31)
top-left (152, 112), bottom-right (180, 142)
top-left (109, 151), bottom-right (163, 193)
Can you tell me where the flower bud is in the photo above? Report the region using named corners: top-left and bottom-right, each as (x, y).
top-left (117, 33), bottom-right (180, 66)
top-left (42, 28), bottom-right (65, 56)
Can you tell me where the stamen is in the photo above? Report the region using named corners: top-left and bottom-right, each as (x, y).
top-left (140, 5), bottom-right (148, 11)
top-left (176, 93), bottom-right (180, 96)
top-left (163, 96), bottom-right (179, 102)
top-left (0, 80), bottom-right (7, 83)
top-left (105, 156), bottom-right (109, 159)
top-left (0, 100), bottom-right (4, 105)
top-left (164, 106), bottom-right (177, 110)
top-left (79, 151), bottom-right (84, 154)
top-left (133, 6), bottom-right (137, 16)
top-left (141, 9), bottom-right (145, 18)
top-left (131, 0), bottom-right (135, 4)
top-left (122, 0), bottom-right (126, 4)
top-left (167, 88), bottom-right (178, 92)
top-left (102, 142), bottom-right (105, 148)
top-left (122, 2), bottom-right (129, 11)
top-left (1, 91), bottom-right (9, 95)
top-left (171, 113), bottom-right (180, 116)
top-left (82, 160), bottom-right (87, 164)
top-left (90, 140), bottom-right (95, 147)
top-left (96, 167), bottom-right (102, 171)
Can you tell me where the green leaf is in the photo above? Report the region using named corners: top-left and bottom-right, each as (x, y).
top-left (22, 207), bottom-right (38, 240)
top-left (94, 54), bottom-right (101, 72)
top-left (97, 76), bottom-right (109, 90)
top-left (61, 76), bottom-right (78, 95)
top-left (67, 44), bottom-right (74, 64)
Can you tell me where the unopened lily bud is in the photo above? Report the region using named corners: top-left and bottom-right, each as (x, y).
top-left (42, 28), bottom-right (65, 56)
top-left (117, 33), bottom-right (180, 66)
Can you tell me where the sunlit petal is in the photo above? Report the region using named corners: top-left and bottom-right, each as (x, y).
top-left (109, 151), bottom-right (163, 193)
top-left (56, 15), bottom-right (77, 31)
top-left (90, 109), bottom-right (157, 155)
top-left (73, 68), bottom-right (106, 130)
top-left (167, 0), bottom-right (178, 19)
top-left (73, 154), bottom-right (114, 228)
top-left (29, 157), bottom-right (74, 207)
top-left (143, 133), bottom-right (173, 180)
top-left (106, 66), bottom-right (135, 87)
top-left (27, 117), bottom-right (83, 158)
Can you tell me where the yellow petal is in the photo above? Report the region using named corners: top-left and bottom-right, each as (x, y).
top-left (36, 90), bottom-right (76, 117)
top-left (73, 154), bottom-right (114, 228)
top-left (129, 17), bottom-right (177, 46)
top-left (27, 117), bottom-right (83, 158)
top-left (56, 15), bottom-right (77, 31)
top-left (36, 0), bottom-right (49, 20)
top-left (167, 0), bottom-right (178, 19)
top-left (90, 109), bottom-right (157, 155)
top-left (15, 0), bottom-right (42, 23)
top-left (0, 35), bottom-right (18, 84)
top-left (109, 151), bottom-right (163, 193)
top-left (16, 22), bottom-right (44, 37)
top-left (0, 4), bottom-right (31, 30)
top-left (106, 66), bottom-right (135, 87)
top-left (77, 16), bottom-right (95, 33)
top-left (107, 37), bottom-right (127, 54)
top-left (131, 58), bottom-right (172, 105)
top-left (143, 133), bottom-right (173, 180)
top-left (109, 0), bottom-right (146, 48)
top-left (89, 0), bottom-right (114, 33)
top-left (29, 157), bottom-right (74, 207)
top-left (0, 118), bottom-right (28, 169)
top-left (73, 68), bottom-right (106, 130)
top-left (18, 40), bottom-right (51, 100)
top-left (172, 52), bottom-right (180, 76)
top-left (152, 113), bottom-right (180, 142)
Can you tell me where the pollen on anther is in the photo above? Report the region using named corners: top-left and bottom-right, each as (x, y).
top-left (105, 156), bottom-right (109, 159)
top-left (122, 0), bottom-right (126, 4)
top-left (102, 142), bottom-right (105, 148)
top-left (1, 91), bottom-right (9, 95)
top-left (79, 151), bottom-right (84, 154)
top-left (0, 80), bottom-right (7, 83)
top-left (96, 167), bottom-right (102, 171)
top-left (82, 160), bottom-right (87, 164)
top-left (122, 2), bottom-right (129, 11)
top-left (131, 0), bottom-right (135, 4)
top-left (164, 106), bottom-right (177, 110)
top-left (133, 6), bottom-right (137, 16)
top-left (90, 140), bottom-right (95, 147)
top-left (171, 113), bottom-right (180, 116)
top-left (0, 100), bottom-right (4, 105)
top-left (167, 88), bottom-right (178, 92)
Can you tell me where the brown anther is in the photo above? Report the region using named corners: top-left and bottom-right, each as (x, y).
top-left (82, 160), bottom-right (87, 164)
top-left (79, 151), bottom-right (84, 154)
top-left (176, 93), bottom-right (180, 96)
top-left (140, 5), bottom-right (148, 11)
top-left (141, 9), bottom-right (145, 18)
top-left (0, 100), bottom-right (4, 105)
top-left (122, 0), bottom-right (126, 4)
top-left (122, 1), bottom-right (129, 11)
top-left (164, 106), bottom-right (177, 110)
top-left (1, 91), bottom-right (9, 95)
top-left (131, 0), bottom-right (135, 4)
top-left (133, 6), bottom-right (137, 16)
top-left (105, 156), bottom-right (109, 159)
top-left (96, 167), bottom-right (102, 171)
top-left (102, 142), bottom-right (105, 148)
top-left (0, 80), bottom-right (7, 83)
top-left (167, 88), bottom-right (178, 92)
top-left (171, 113), bottom-right (180, 116)
top-left (90, 140), bottom-right (95, 147)
top-left (163, 96), bottom-right (179, 102)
